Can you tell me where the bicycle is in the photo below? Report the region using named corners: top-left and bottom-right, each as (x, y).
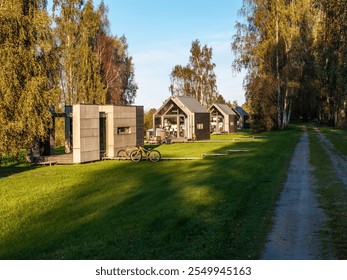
top-left (117, 146), bottom-right (137, 160)
top-left (130, 146), bottom-right (161, 162)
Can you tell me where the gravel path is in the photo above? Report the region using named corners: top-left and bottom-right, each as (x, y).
top-left (261, 129), bottom-right (329, 259)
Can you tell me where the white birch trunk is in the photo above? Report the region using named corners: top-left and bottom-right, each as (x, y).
top-left (276, 1), bottom-right (282, 129)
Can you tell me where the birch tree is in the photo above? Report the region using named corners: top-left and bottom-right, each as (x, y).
top-left (314, 0), bottom-right (347, 127)
top-left (53, 0), bottom-right (106, 105)
top-left (114, 36), bottom-right (138, 105)
top-left (232, 0), bottom-right (315, 130)
top-left (53, 0), bottom-right (83, 105)
top-left (170, 39), bottom-right (218, 107)
top-left (76, 0), bottom-right (105, 104)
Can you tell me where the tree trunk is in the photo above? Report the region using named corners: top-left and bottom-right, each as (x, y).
top-left (276, 1), bottom-right (282, 129)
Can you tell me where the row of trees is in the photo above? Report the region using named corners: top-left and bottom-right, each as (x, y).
top-left (0, 0), bottom-right (137, 157)
top-left (232, 0), bottom-right (347, 131)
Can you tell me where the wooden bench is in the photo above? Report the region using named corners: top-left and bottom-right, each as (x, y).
top-left (233, 138), bottom-right (253, 141)
top-left (201, 153), bottom-right (226, 158)
top-left (226, 149), bottom-right (251, 153)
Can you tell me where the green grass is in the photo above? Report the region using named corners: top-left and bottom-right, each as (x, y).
top-left (308, 126), bottom-right (347, 259)
top-left (210, 131), bottom-right (253, 140)
top-left (154, 131), bottom-right (266, 158)
top-left (317, 127), bottom-right (347, 156)
top-left (55, 146), bottom-right (66, 155)
top-left (0, 128), bottom-right (301, 259)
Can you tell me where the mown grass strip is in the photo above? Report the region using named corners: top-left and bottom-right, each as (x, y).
top-left (317, 127), bottom-right (347, 156)
top-left (0, 127), bottom-right (301, 259)
top-left (308, 127), bottom-right (347, 259)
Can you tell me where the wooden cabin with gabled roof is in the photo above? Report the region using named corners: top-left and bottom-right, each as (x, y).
top-left (208, 103), bottom-right (238, 133)
top-left (234, 106), bottom-right (249, 129)
top-left (153, 96), bottom-right (210, 141)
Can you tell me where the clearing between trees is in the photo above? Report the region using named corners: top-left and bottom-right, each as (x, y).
top-left (0, 126), bottom-right (346, 259)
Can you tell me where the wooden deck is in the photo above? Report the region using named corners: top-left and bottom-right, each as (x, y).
top-left (43, 154), bottom-right (73, 165)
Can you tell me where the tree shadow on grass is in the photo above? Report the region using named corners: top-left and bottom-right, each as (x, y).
top-left (1, 160), bottom-right (227, 259)
top-left (0, 129), bottom-right (300, 259)
top-left (0, 164), bottom-right (37, 179)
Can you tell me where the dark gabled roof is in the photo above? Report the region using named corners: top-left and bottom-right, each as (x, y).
top-left (154, 96), bottom-right (208, 117)
top-left (209, 103), bottom-right (236, 116)
top-left (174, 96), bottom-right (208, 114)
top-left (234, 106), bottom-right (249, 117)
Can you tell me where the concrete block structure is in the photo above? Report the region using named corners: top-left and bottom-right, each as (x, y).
top-left (208, 103), bottom-right (238, 133)
top-left (72, 104), bottom-right (144, 163)
top-left (73, 105), bottom-right (100, 163)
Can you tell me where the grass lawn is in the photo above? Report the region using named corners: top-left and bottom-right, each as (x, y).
top-left (0, 128), bottom-right (301, 259)
top-left (152, 132), bottom-right (258, 158)
top-left (308, 126), bottom-right (347, 259)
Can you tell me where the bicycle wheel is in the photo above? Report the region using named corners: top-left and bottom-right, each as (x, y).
top-left (148, 150), bottom-right (161, 162)
top-left (130, 150), bottom-right (142, 162)
top-left (117, 149), bottom-right (127, 160)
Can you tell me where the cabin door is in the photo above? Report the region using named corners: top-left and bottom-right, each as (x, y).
top-left (99, 112), bottom-right (107, 157)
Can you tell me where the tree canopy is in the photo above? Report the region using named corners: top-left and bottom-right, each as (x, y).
top-left (53, 0), bottom-right (137, 107)
top-left (0, 0), bottom-right (58, 157)
top-left (169, 39), bottom-right (219, 107)
top-left (232, 0), bottom-right (347, 131)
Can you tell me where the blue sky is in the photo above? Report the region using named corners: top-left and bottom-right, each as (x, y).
top-left (97, 0), bottom-right (245, 110)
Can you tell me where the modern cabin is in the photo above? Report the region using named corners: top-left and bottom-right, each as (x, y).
top-left (42, 104), bottom-right (144, 163)
top-left (234, 106), bottom-right (249, 129)
top-left (208, 103), bottom-right (238, 133)
top-left (153, 96), bottom-right (210, 141)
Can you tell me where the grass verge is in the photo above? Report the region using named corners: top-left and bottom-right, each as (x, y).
top-left (0, 128), bottom-right (301, 259)
top-left (317, 127), bottom-right (347, 156)
top-left (308, 127), bottom-right (347, 259)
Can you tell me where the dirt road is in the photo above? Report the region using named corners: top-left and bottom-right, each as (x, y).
top-left (261, 129), bottom-right (331, 259)
top-left (315, 129), bottom-right (347, 189)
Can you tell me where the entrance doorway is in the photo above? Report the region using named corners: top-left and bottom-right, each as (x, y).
top-left (99, 112), bottom-right (107, 157)
top-left (53, 106), bottom-right (73, 154)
